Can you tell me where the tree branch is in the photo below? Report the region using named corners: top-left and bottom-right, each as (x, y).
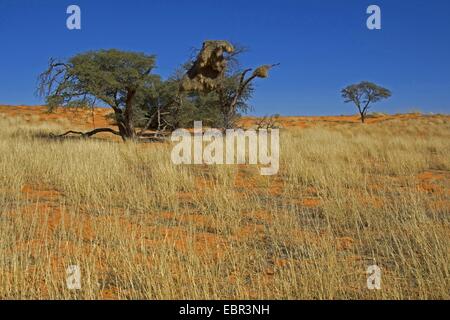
top-left (52, 128), bottom-right (121, 138)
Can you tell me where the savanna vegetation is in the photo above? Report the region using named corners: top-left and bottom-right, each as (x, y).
top-left (37, 42), bottom-right (277, 141)
top-left (0, 110), bottom-right (448, 299)
top-left (0, 40), bottom-right (448, 300)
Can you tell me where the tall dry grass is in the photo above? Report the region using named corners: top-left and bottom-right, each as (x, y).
top-left (0, 113), bottom-right (449, 299)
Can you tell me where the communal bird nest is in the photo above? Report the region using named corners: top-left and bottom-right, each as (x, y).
top-left (180, 40), bottom-right (235, 92)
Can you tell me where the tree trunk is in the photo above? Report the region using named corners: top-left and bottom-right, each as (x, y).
top-left (360, 112), bottom-right (366, 123)
top-left (222, 106), bottom-right (234, 129)
top-left (117, 121), bottom-right (135, 141)
top-left (118, 89), bottom-right (137, 141)
top-left (221, 99), bottom-right (239, 130)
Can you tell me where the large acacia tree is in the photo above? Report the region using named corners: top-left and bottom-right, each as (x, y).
top-left (38, 49), bottom-right (157, 140)
top-left (341, 81), bottom-right (392, 123)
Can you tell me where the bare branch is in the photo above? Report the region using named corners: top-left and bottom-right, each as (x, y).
top-left (52, 128), bottom-right (121, 138)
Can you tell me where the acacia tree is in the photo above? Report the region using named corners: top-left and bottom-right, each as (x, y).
top-left (179, 41), bottom-right (278, 129)
top-left (341, 81), bottom-right (392, 123)
top-left (38, 49), bottom-right (157, 140)
top-left (216, 63), bottom-right (278, 129)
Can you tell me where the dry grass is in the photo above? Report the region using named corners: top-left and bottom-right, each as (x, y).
top-left (0, 111), bottom-right (449, 299)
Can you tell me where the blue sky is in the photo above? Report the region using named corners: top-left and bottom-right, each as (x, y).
top-left (0, 0), bottom-right (449, 115)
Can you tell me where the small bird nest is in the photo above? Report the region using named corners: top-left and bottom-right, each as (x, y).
top-left (253, 64), bottom-right (279, 78)
top-left (253, 65), bottom-right (270, 78)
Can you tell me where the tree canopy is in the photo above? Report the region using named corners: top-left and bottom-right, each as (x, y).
top-left (38, 49), bottom-right (157, 140)
top-left (341, 81), bottom-right (392, 123)
top-left (38, 41), bottom-right (277, 140)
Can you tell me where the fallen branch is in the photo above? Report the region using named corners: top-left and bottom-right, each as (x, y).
top-left (50, 127), bottom-right (173, 143)
top-left (52, 127), bottom-right (121, 138)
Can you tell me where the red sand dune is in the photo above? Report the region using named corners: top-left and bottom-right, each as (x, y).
top-left (0, 104), bottom-right (432, 131)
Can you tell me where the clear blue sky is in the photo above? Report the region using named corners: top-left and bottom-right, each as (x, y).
top-left (0, 0), bottom-right (449, 115)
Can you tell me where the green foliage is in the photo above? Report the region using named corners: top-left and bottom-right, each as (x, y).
top-left (135, 59), bottom-right (254, 130)
top-left (39, 49), bottom-right (157, 111)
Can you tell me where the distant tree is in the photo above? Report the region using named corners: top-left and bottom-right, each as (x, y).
top-left (38, 49), bottom-right (157, 140)
top-left (341, 81), bottom-right (391, 123)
